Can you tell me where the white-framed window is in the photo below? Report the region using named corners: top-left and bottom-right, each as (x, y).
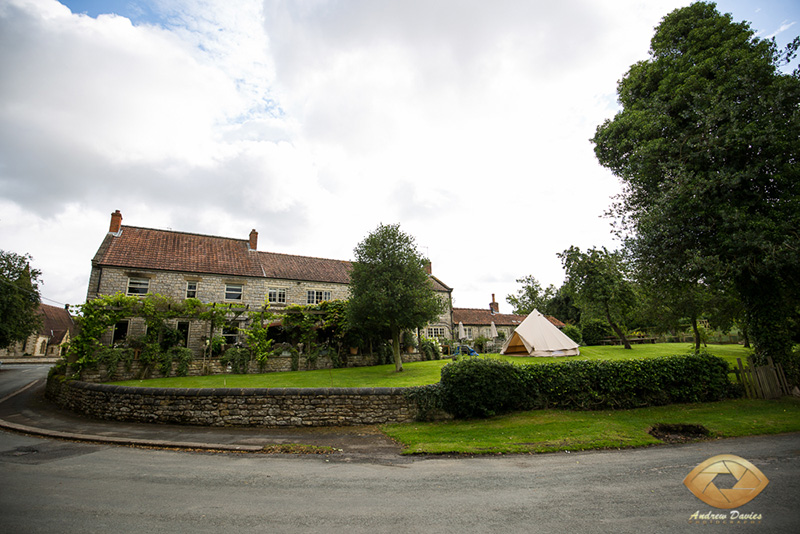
top-left (186, 281), bottom-right (197, 299)
top-left (225, 284), bottom-right (243, 301)
top-left (268, 287), bottom-right (286, 304)
top-left (307, 290), bottom-right (331, 304)
top-left (427, 327), bottom-right (447, 338)
top-left (464, 327), bottom-right (473, 339)
top-left (127, 277), bottom-right (150, 296)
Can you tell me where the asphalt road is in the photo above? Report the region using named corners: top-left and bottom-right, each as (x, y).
top-left (0, 364), bottom-right (798, 533)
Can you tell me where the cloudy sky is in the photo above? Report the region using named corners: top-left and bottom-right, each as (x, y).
top-left (1, 0), bottom-right (798, 312)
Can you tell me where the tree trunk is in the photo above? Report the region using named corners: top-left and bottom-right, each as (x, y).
top-left (392, 329), bottom-right (403, 372)
top-left (691, 316), bottom-right (701, 352)
top-left (605, 307), bottom-right (631, 349)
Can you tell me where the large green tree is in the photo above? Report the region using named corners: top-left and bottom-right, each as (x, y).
top-left (592, 2), bottom-right (800, 360)
top-left (559, 246), bottom-right (637, 349)
top-left (0, 250), bottom-right (42, 349)
top-left (347, 223), bottom-right (444, 372)
top-left (506, 275), bottom-right (556, 315)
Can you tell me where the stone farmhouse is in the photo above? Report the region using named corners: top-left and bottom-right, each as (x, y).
top-left (0, 303), bottom-right (76, 358)
top-left (88, 211), bottom-right (454, 358)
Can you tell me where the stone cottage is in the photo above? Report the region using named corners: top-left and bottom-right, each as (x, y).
top-left (0, 303), bottom-right (76, 358)
top-left (87, 210), bottom-right (453, 358)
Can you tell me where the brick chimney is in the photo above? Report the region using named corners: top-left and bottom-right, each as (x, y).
top-left (490, 294), bottom-right (499, 314)
top-left (109, 210), bottom-right (122, 234)
top-left (249, 229), bottom-right (258, 251)
top-left (424, 260), bottom-right (432, 275)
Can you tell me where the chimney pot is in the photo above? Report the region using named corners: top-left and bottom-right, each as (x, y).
top-left (490, 293), bottom-right (499, 314)
top-left (249, 229), bottom-right (258, 251)
top-left (109, 210), bottom-right (123, 234)
top-left (424, 260), bottom-right (432, 275)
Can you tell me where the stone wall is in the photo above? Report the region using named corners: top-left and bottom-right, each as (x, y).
top-left (88, 266), bottom-right (351, 309)
top-left (46, 378), bottom-right (419, 427)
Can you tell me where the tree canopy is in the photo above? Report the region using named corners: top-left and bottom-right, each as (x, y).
top-left (592, 2), bottom-right (800, 360)
top-left (559, 246), bottom-right (637, 349)
top-left (0, 250), bottom-right (42, 349)
top-left (505, 275), bottom-right (556, 315)
top-left (347, 223), bottom-right (444, 372)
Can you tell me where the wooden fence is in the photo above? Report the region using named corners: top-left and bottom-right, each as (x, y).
top-left (735, 356), bottom-right (790, 399)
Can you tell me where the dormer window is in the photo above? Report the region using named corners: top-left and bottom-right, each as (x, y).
top-left (127, 277), bottom-right (150, 296)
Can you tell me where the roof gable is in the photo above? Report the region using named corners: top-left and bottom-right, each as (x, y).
top-left (38, 303), bottom-right (76, 337)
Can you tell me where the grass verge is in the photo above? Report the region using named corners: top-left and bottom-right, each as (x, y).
top-left (381, 397), bottom-right (800, 455)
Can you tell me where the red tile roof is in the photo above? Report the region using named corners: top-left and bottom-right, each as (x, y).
top-left (259, 251), bottom-right (352, 284)
top-left (452, 308), bottom-right (526, 327)
top-left (95, 226), bottom-right (264, 277)
top-left (453, 308), bottom-right (565, 328)
top-left (93, 225), bottom-right (450, 291)
top-left (38, 303), bottom-right (76, 342)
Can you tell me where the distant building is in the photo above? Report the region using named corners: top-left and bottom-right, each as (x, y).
top-left (0, 303), bottom-right (76, 358)
top-left (451, 294), bottom-right (565, 341)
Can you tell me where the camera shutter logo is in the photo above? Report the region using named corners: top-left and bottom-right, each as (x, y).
top-left (683, 454), bottom-right (769, 509)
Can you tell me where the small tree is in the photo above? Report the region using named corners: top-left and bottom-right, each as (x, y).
top-left (559, 246), bottom-right (636, 349)
top-left (506, 275), bottom-right (556, 315)
top-left (0, 250), bottom-right (42, 349)
top-left (348, 223), bottom-right (444, 372)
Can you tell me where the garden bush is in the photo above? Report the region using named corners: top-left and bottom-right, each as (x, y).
top-left (435, 353), bottom-right (735, 419)
top-left (561, 324), bottom-right (582, 345)
top-left (580, 319), bottom-right (612, 345)
top-left (439, 358), bottom-right (532, 418)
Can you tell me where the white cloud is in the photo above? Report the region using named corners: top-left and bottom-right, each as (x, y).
top-left (9, 0), bottom-right (792, 313)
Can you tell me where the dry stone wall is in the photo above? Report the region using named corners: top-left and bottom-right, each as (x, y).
top-left (46, 378), bottom-right (418, 427)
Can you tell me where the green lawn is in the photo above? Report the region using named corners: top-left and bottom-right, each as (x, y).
top-left (382, 397), bottom-right (800, 455)
top-left (111, 359), bottom-right (450, 388)
top-left (110, 343), bottom-right (753, 388)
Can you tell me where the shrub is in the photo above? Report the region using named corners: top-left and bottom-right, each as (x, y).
top-left (436, 353), bottom-right (735, 418)
top-left (472, 336), bottom-right (491, 352)
top-left (220, 346), bottom-right (252, 374)
top-left (405, 383), bottom-right (445, 421)
top-left (418, 337), bottom-right (441, 361)
top-left (439, 358), bottom-right (532, 418)
top-left (561, 324), bottom-right (582, 345)
top-left (580, 319), bottom-right (612, 345)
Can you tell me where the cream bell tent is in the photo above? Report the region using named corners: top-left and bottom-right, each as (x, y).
top-left (500, 310), bottom-right (580, 357)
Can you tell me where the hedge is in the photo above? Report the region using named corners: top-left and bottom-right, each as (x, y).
top-left (434, 353), bottom-right (736, 419)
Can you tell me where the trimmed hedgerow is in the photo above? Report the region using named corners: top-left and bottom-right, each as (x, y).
top-left (436, 353), bottom-right (735, 419)
top-left (439, 358), bottom-right (531, 418)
